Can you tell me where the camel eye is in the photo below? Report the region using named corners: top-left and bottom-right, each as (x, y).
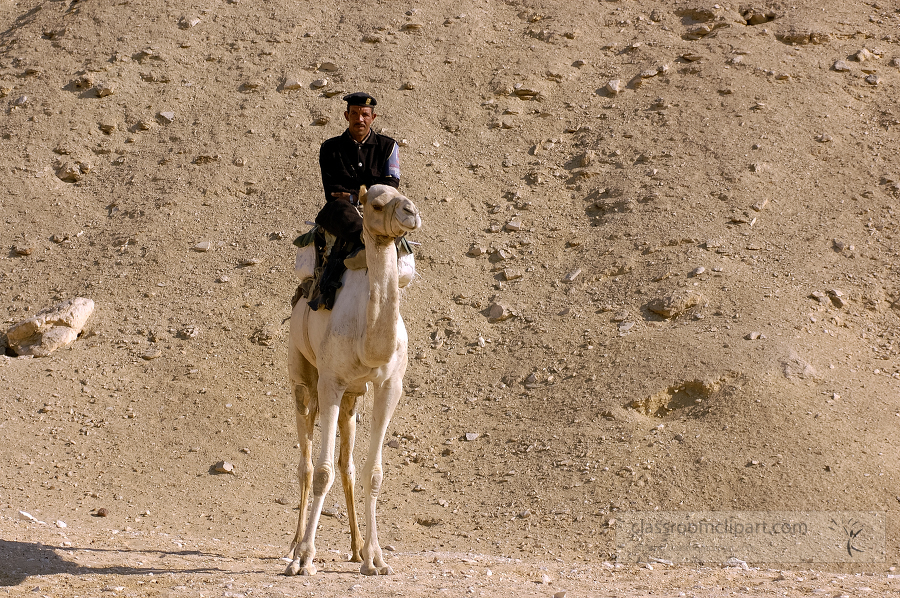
top-left (372, 202), bottom-right (384, 211)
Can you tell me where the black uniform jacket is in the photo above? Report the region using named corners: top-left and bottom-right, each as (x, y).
top-left (319, 129), bottom-right (400, 204)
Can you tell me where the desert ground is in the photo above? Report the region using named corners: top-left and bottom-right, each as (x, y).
top-left (1, 0), bottom-right (900, 596)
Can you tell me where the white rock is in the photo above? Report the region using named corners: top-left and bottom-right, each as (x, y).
top-left (464, 432), bottom-right (480, 441)
top-left (56, 520), bottom-right (67, 528)
top-left (213, 460), bottom-right (235, 474)
top-left (18, 510), bottom-right (36, 522)
top-left (158, 111), bottom-right (175, 123)
top-left (283, 77), bottom-right (303, 90)
top-left (6, 297), bottom-right (94, 357)
top-left (193, 241), bottom-right (211, 252)
top-left (605, 79), bottom-right (623, 95)
top-left (563, 268), bottom-right (581, 282)
top-left (311, 78), bottom-right (328, 89)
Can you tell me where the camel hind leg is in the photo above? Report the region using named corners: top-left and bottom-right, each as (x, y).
top-left (338, 391), bottom-right (364, 562)
top-left (285, 346), bottom-right (318, 566)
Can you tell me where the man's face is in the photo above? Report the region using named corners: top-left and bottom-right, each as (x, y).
top-left (344, 105), bottom-right (376, 141)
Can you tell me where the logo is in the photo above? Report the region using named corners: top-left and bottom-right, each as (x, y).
top-left (830, 517), bottom-right (866, 557)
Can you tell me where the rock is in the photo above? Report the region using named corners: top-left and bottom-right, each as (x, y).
top-left (386, 438), bottom-right (399, 449)
top-left (605, 79), bottom-right (623, 95)
top-left (13, 244), bottom-right (32, 256)
top-left (464, 432), bottom-right (480, 441)
top-left (157, 111), bottom-right (175, 124)
top-left (311, 78), bottom-right (328, 89)
top-left (853, 48), bottom-right (875, 62)
top-left (192, 241), bottom-right (211, 252)
top-left (7, 297), bottom-right (94, 357)
top-left (832, 60), bottom-right (851, 72)
top-left (681, 52), bottom-right (704, 62)
top-left (18, 510), bottom-right (37, 522)
top-left (239, 257), bottom-right (260, 266)
top-left (828, 289), bottom-right (847, 308)
top-left (56, 520), bottom-right (67, 528)
top-left (745, 331), bottom-right (762, 340)
top-left (487, 302), bottom-right (511, 322)
top-left (646, 290), bottom-right (706, 319)
top-left (213, 461), bottom-right (235, 474)
top-left (96, 507), bottom-right (109, 517)
top-left (554, 592), bottom-right (568, 598)
top-left (12, 95), bottom-right (28, 106)
top-left (178, 325), bottom-right (200, 340)
top-left (563, 268), bottom-right (581, 282)
top-left (690, 266), bottom-right (706, 277)
top-left (141, 348), bottom-right (161, 360)
top-left (283, 77), bottom-right (303, 90)
top-left (178, 16), bottom-right (201, 29)
top-left (94, 83), bottom-right (115, 97)
top-left (56, 160), bottom-right (90, 183)
top-left (502, 268), bottom-right (523, 281)
top-left (505, 218), bottom-right (523, 231)
top-left (724, 557), bottom-right (749, 570)
top-left (865, 74), bottom-right (881, 86)
top-left (467, 244), bottom-right (485, 257)
top-left (618, 322), bottom-right (634, 333)
top-left (541, 574), bottom-right (551, 584)
top-left (781, 351), bottom-right (817, 380)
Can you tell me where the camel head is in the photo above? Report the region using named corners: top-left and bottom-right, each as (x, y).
top-left (359, 185), bottom-right (421, 240)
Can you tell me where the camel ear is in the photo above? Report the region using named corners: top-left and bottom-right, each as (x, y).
top-left (358, 185), bottom-right (368, 205)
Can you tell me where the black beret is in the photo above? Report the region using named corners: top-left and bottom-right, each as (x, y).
top-left (343, 92), bottom-right (377, 108)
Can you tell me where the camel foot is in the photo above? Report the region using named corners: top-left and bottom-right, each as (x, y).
top-left (349, 551), bottom-right (362, 563)
top-left (284, 560), bottom-right (317, 576)
top-left (360, 563), bottom-right (393, 576)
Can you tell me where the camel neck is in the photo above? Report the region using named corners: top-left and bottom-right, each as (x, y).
top-left (360, 227), bottom-right (400, 366)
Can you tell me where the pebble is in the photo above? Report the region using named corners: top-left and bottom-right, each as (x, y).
top-left (647, 289), bottom-right (706, 319)
top-left (504, 218), bottom-right (523, 231)
top-left (832, 60), bottom-right (851, 72)
top-left (618, 321), bottom-right (634, 333)
top-left (95, 82), bottom-right (115, 97)
top-left (386, 438), bottom-right (400, 448)
top-left (605, 79), bottom-right (622, 95)
top-left (488, 302), bottom-right (511, 322)
top-left (563, 268), bottom-right (581, 283)
top-left (56, 520), bottom-right (67, 528)
top-left (13, 244), bottom-right (32, 256)
top-left (467, 245), bottom-right (485, 257)
top-left (12, 95), bottom-right (28, 106)
top-left (179, 16), bottom-right (201, 29)
top-left (179, 325), bottom-right (200, 339)
top-left (311, 78), bottom-right (328, 89)
top-left (214, 460), bottom-right (235, 474)
top-left (141, 348), bottom-right (161, 360)
top-left (193, 241), bottom-right (211, 252)
top-left (865, 74), bottom-right (881, 86)
top-left (464, 432), bottom-right (480, 441)
top-left (745, 331), bottom-right (763, 340)
top-left (239, 257), bottom-right (260, 266)
top-left (18, 510), bottom-right (37, 522)
top-left (502, 268), bottom-right (523, 281)
top-left (554, 592), bottom-right (567, 598)
top-left (412, 484), bottom-right (425, 492)
top-left (157, 111), bottom-right (175, 124)
top-left (853, 48), bottom-right (875, 62)
top-left (97, 507), bottom-right (109, 517)
top-left (283, 77), bottom-right (303, 91)
top-left (690, 266), bottom-right (706, 277)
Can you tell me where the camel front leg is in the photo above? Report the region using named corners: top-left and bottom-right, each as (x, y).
top-left (338, 392), bottom-right (363, 562)
top-left (285, 378), bottom-right (342, 577)
top-left (285, 383), bottom-right (316, 562)
top-left (360, 377), bottom-right (402, 576)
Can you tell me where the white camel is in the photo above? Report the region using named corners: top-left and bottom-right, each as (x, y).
top-left (284, 184), bottom-right (421, 576)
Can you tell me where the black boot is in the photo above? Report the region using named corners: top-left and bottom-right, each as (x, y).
top-left (308, 241), bottom-right (353, 311)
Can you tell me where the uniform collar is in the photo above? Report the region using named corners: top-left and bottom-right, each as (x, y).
top-left (344, 129), bottom-right (375, 145)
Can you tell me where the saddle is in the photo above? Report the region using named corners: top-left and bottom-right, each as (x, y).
top-left (291, 226), bottom-right (415, 310)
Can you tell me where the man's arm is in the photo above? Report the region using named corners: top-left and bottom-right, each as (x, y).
top-left (319, 141), bottom-right (354, 202)
top-left (376, 141), bottom-right (400, 189)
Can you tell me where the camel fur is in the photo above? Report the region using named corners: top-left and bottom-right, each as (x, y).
top-left (284, 184), bottom-right (421, 577)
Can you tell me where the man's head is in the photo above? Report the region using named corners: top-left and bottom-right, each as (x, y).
top-left (343, 92), bottom-right (377, 142)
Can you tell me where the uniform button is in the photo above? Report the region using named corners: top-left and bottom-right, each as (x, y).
top-left (358, 162), bottom-right (363, 167)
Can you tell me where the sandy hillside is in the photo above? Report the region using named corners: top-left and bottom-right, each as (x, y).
top-left (1, 0), bottom-right (900, 595)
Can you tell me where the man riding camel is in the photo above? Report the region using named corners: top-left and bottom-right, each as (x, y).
top-left (304, 92), bottom-right (401, 311)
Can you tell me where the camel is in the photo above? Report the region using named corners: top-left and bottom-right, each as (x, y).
top-left (284, 184), bottom-right (421, 577)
